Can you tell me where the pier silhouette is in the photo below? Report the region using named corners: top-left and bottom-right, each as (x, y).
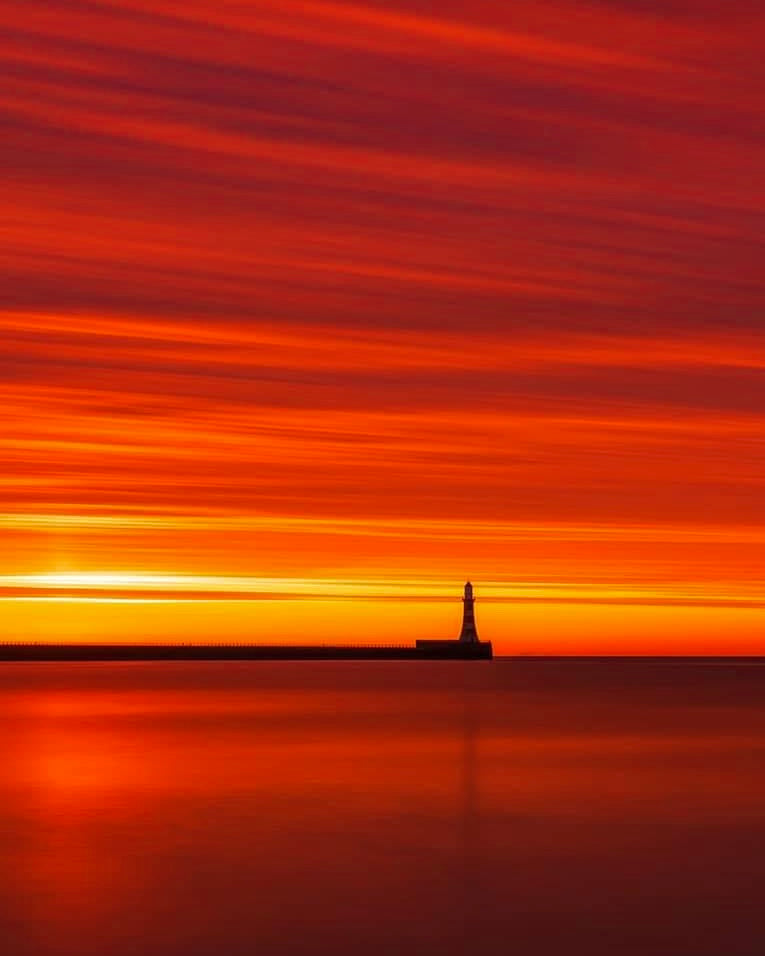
top-left (0, 582), bottom-right (493, 661)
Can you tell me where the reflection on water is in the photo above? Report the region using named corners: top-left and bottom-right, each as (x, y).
top-left (1, 660), bottom-right (764, 955)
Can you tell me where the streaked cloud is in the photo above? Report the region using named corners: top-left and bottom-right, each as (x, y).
top-left (1, 1), bottom-right (763, 648)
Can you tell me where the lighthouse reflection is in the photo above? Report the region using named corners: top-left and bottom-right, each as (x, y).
top-left (456, 673), bottom-right (482, 948)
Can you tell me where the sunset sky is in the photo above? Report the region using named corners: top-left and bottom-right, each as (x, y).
top-left (2, 0), bottom-right (764, 652)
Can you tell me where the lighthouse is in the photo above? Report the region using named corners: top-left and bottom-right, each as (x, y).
top-left (458, 581), bottom-right (479, 643)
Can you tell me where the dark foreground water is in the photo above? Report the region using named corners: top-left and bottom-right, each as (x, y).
top-left (1, 660), bottom-right (764, 956)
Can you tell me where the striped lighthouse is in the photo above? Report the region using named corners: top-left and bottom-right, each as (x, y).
top-left (458, 581), bottom-right (479, 643)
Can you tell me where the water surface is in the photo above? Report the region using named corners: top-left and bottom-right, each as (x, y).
top-left (1, 660), bottom-right (764, 955)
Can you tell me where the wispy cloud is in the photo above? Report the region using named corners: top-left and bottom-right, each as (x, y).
top-left (1, 0), bottom-right (763, 647)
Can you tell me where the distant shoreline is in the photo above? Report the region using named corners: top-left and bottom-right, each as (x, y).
top-left (504, 654), bottom-right (765, 659)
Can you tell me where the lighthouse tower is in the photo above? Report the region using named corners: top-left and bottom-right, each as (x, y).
top-left (458, 581), bottom-right (479, 643)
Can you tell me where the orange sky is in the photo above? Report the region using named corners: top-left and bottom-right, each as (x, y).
top-left (1, 0), bottom-right (764, 652)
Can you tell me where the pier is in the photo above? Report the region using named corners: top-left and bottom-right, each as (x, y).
top-left (0, 583), bottom-right (493, 661)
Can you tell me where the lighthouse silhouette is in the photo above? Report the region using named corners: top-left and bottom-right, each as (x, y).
top-left (458, 581), bottom-right (479, 643)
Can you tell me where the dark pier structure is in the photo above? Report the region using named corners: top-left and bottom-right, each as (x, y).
top-left (0, 582), bottom-right (493, 661)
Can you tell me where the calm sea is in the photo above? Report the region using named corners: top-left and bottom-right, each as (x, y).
top-left (1, 660), bottom-right (764, 955)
